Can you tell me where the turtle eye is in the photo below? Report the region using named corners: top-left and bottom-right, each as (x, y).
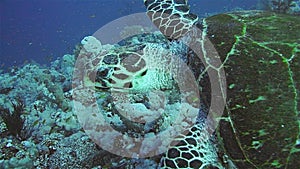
top-left (141, 70), bottom-right (147, 76)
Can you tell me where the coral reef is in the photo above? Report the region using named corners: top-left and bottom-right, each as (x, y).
top-left (1, 3), bottom-right (299, 168)
top-left (0, 55), bottom-right (89, 168)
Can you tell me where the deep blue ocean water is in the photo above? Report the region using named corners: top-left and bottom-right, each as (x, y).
top-left (1, 0), bottom-right (257, 70)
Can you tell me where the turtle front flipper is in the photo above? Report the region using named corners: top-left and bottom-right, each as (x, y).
top-left (144, 0), bottom-right (198, 40)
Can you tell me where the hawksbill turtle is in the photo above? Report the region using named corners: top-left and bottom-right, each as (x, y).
top-left (73, 0), bottom-right (300, 168)
top-left (143, 1), bottom-right (300, 168)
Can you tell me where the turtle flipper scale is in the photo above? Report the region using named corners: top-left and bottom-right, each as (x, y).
top-left (144, 0), bottom-right (198, 40)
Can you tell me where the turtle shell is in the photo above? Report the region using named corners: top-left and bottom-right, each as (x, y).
top-left (199, 11), bottom-right (300, 168)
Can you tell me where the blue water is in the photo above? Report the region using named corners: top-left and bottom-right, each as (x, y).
top-left (0, 0), bottom-right (257, 70)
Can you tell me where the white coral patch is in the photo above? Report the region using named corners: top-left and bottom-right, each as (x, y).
top-left (81, 36), bottom-right (102, 54)
top-left (115, 103), bottom-right (162, 123)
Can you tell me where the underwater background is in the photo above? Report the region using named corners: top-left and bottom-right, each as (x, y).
top-left (1, 0), bottom-right (258, 69)
top-left (1, 0), bottom-right (300, 169)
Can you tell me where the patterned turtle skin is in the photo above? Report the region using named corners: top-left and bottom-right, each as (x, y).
top-left (83, 43), bottom-right (181, 93)
top-left (83, 44), bottom-right (148, 91)
top-left (144, 0), bottom-right (198, 40)
top-left (160, 116), bottom-right (224, 169)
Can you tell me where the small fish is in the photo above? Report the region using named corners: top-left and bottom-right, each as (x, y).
top-left (33, 119), bottom-right (39, 126)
